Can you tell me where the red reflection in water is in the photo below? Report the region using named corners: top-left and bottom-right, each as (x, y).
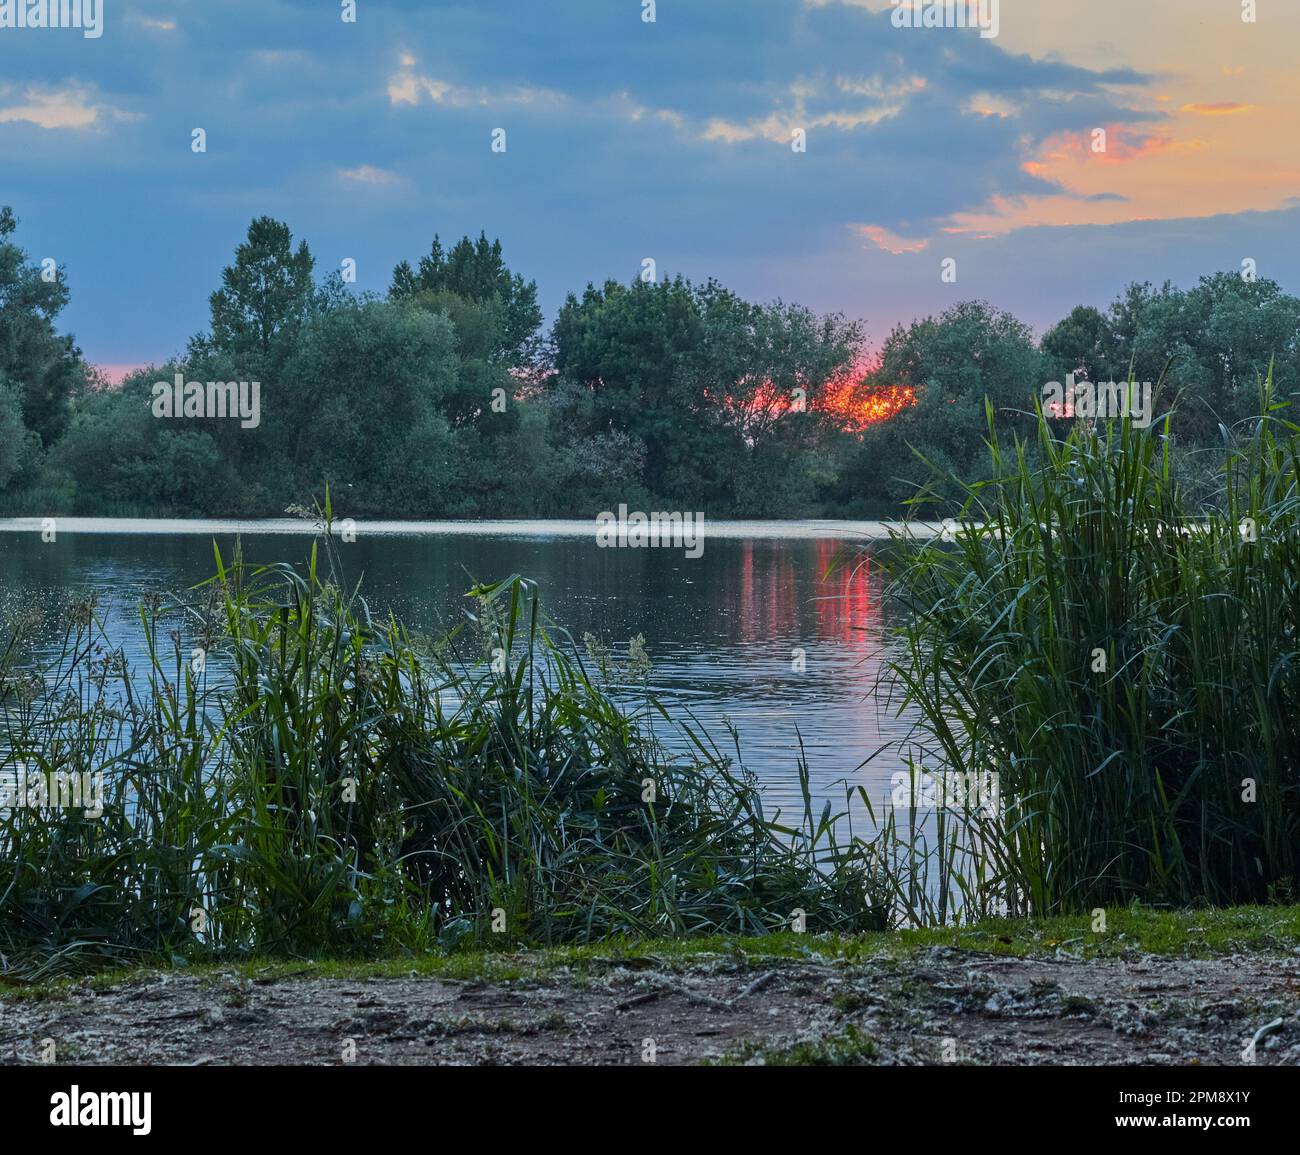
top-left (815, 542), bottom-right (876, 647)
top-left (734, 540), bottom-right (878, 647)
top-left (737, 541), bottom-right (800, 644)
top-left (740, 540), bottom-right (754, 641)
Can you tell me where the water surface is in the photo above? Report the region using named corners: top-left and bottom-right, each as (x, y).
top-left (0, 520), bottom-right (917, 827)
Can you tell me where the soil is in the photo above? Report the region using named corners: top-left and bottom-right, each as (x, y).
top-left (4, 947), bottom-right (1299, 1066)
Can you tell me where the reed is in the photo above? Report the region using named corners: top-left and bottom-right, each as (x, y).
top-left (872, 371), bottom-right (1300, 922)
top-left (0, 525), bottom-right (885, 976)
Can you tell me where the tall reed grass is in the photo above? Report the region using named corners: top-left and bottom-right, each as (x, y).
top-left (872, 374), bottom-right (1299, 922)
top-left (0, 529), bottom-right (885, 976)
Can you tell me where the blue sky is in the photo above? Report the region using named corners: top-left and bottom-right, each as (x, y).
top-left (2, 0), bottom-right (1297, 371)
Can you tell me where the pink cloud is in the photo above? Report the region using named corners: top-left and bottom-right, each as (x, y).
top-left (854, 224), bottom-right (929, 255)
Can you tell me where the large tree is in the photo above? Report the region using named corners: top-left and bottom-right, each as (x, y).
top-left (1041, 304), bottom-right (1114, 388)
top-left (278, 299), bottom-right (461, 515)
top-left (0, 206), bottom-right (84, 449)
top-left (1100, 273), bottom-right (1300, 439)
top-left (204, 216), bottom-right (316, 368)
top-left (550, 275), bottom-right (860, 512)
top-left (553, 276), bottom-right (712, 501)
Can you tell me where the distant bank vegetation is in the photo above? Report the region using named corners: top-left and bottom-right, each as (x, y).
top-left (1, 206), bottom-right (1298, 520)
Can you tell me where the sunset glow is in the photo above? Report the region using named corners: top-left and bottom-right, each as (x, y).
top-left (822, 377), bottom-right (917, 430)
top-left (723, 373), bottom-right (918, 434)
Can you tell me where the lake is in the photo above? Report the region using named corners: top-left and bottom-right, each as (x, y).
top-left (0, 519), bottom-right (918, 832)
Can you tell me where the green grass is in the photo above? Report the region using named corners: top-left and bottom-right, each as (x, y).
top-left (870, 370), bottom-right (1300, 923)
top-left (6, 385), bottom-right (1300, 980)
top-left (0, 505), bottom-right (886, 978)
top-left (4, 904), bottom-right (1294, 1001)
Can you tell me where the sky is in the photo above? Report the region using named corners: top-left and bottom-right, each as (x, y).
top-left (2, 0), bottom-right (1298, 377)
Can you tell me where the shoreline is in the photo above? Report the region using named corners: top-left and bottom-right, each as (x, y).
top-left (0, 517), bottom-right (937, 540)
top-left (5, 908), bottom-right (1297, 1067)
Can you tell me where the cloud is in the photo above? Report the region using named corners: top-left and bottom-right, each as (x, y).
top-left (854, 224), bottom-right (929, 254)
top-left (387, 56), bottom-right (563, 110)
top-left (254, 50), bottom-right (310, 66)
top-left (0, 84), bottom-right (138, 131)
top-left (1181, 102), bottom-right (1256, 116)
top-left (700, 75), bottom-right (924, 144)
top-left (129, 16), bottom-right (177, 31)
top-left (339, 165), bottom-right (400, 185)
top-left (1039, 126), bottom-right (1184, 166)
top-left (966, 93), bottom-right (1018, 119)
top-left (387, 72), bottom-right (460, 107)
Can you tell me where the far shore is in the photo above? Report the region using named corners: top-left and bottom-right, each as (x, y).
top-left (0, 517), bottom-right (945, 540)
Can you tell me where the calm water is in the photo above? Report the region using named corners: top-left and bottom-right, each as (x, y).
top-left (0, 521), bottom-right (917, 829)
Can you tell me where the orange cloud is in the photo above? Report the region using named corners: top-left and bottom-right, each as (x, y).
top-left (913, 0), bottom-right (1300, 238)
top-left (1039, 126), bottom-right (1184, 166)
top-left (853, 225), bottom-right (929, 254)
top-left (1181, 102), bottom-right (1257, 116)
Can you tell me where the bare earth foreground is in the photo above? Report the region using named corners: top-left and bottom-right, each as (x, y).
top-left (4, 945), bottom-right (1299, 1066)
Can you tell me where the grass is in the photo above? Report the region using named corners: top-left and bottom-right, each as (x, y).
top-left (6, 384), bottom-right (1300, 981)
top-left (0, 507), bottom-right (886, 978)
top-left (869, 371), bottom-right (1300, 924)
top-left (4, 904), bottom-right (1294, 1001)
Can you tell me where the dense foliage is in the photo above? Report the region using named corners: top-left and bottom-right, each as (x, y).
top-left (0, 206), bottom-right (1297, 518)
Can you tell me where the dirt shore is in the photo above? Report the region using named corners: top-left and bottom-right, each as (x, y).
top-left (3, 945), bottom-right (1298, 1066)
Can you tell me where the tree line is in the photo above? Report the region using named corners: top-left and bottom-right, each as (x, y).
top-left (1, 207), bottom-right (1297, 519)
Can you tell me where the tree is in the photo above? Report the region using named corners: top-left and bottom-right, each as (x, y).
top-left (0, 206), bottom-right (84, 447)
top-left (550, 276), bottom-right (861, 512)
top-left (0, 377), bottom-right (39, 489)
top-left (849, 300), bottom-right (1043, 509)
top-left (50, 368), bottom-right (239, 515)
top-left (278, 299), bottom-right (461, 515)
top-left (553, 276), bottom-right (727, 503)
top-left (688, 290), bottom-right (862, 514)
top-left (204, 217), bottom-right (316, 368)
top-left (1098, 273), bottom-right (1300, 440)
top-left (1041, 305), bottom-right (1114, 388)
top-left (391, 232), bottom-right (541, 366)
